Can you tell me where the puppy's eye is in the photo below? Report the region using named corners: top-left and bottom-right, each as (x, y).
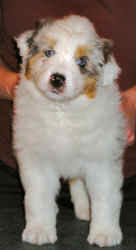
top-left (98, 63), bottom-right (103, 67)
top-left (76, 56), bottom-right (88, 68)
top-left (44, 49), bottom-right (55, 57)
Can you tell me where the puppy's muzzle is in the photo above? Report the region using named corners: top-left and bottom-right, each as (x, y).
top-left (50, 73), bottom-right (66, 93)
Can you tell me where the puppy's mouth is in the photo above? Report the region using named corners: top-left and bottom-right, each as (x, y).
top-left (51, 86), bottom-right (65, 95)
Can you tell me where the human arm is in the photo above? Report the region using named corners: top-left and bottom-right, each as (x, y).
top-left (121, 87), bottom-right (136, 145)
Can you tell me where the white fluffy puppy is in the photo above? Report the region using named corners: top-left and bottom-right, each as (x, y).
top-left (13, 15), bottom-right (127, 247)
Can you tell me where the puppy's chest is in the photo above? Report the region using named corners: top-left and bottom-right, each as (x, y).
top-left (45, 109), bottom-right (87, 142)
top-left (43, 107), bottom-right (92, 153)
top-left (32, 103), bottom-right (95, 177)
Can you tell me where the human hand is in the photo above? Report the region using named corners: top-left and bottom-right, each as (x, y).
top-left (0, 67), bottom-right (20, 99)
top-left (121, 86), bottom-right (136, 145)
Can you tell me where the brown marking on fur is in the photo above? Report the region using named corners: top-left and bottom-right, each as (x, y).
top-left (69, 178), bottom-right (78, 185)
top-left (25, 51), bottom-right (44, 79)
top-left (45, 36), bottom-right (56, 48)
top-left (83, 77), bottom-right (97, 99)
top-left (75, 45), bottom-right (90, 59)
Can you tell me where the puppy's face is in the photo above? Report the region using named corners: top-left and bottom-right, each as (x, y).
top-left (17, 15), bottom-right (114, 102)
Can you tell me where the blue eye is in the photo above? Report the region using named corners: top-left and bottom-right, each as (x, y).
top-left (44, 49), bottom-right (55, 57)
top-left (76, 56), bottom-right (88, 68)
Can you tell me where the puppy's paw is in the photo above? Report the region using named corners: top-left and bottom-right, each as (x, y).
top-left (22, 224), bottom-right (57, 245)
top-left (87, 228), bottom-right (122, 247)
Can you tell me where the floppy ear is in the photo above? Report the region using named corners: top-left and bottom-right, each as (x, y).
top-left (16, 18), bottom-right (55, 60)
top-left (101, 56), bottom-right (121, 86)
top-left (102, 39), bottom-right (114, 63)
top-left (15, 19), bottom-right (45, 59)
top-left (15, 30), bottom-right (34, 59)
top-left (98, 39), bottom-right (121, 86)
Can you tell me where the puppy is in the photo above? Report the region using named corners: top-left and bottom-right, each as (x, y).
top-left (13, 15), bottom-right (127, 247)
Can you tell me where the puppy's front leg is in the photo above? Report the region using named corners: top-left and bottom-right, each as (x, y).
top-left (20, 165), bottom-right (60, 245)
top-left (86, 161), bottom-right (123, 247)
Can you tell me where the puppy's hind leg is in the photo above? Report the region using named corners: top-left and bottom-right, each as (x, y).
top-left (69, 178), bottom-right (90, 221)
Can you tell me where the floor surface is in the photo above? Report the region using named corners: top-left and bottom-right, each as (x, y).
top-left (0, 162), bottom-right (136, 250)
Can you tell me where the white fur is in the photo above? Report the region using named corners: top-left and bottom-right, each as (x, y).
top-left (13, 15), bottom-right (127, 247)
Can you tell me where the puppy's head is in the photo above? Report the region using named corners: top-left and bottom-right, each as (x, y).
top-left (16, 15), bottom-right (120, 102)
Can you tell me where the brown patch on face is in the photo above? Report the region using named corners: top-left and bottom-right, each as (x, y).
top-left (83, 77), bottom-right (97, 99)
top-left (25, 51), bottom-right (43, 80)
top-left (69, 178), bottom-right (78, 185)
top-left (45, 36), bottom-right (56, 48)
top-left (75, 45), bottom-right (90, 59)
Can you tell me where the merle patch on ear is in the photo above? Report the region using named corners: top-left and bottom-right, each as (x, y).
top-left (27, 18), bottom-right (55, 49)
top-left (102, 39), bottom-right (114, 63)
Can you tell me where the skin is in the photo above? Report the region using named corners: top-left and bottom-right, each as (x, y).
top-left (0, 65), bottom-right (19, 99)
top-left (121, 87), bottom-right (136, 144)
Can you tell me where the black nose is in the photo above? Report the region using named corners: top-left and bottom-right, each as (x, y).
top-left (50, 73), bottom-right (65, 89)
